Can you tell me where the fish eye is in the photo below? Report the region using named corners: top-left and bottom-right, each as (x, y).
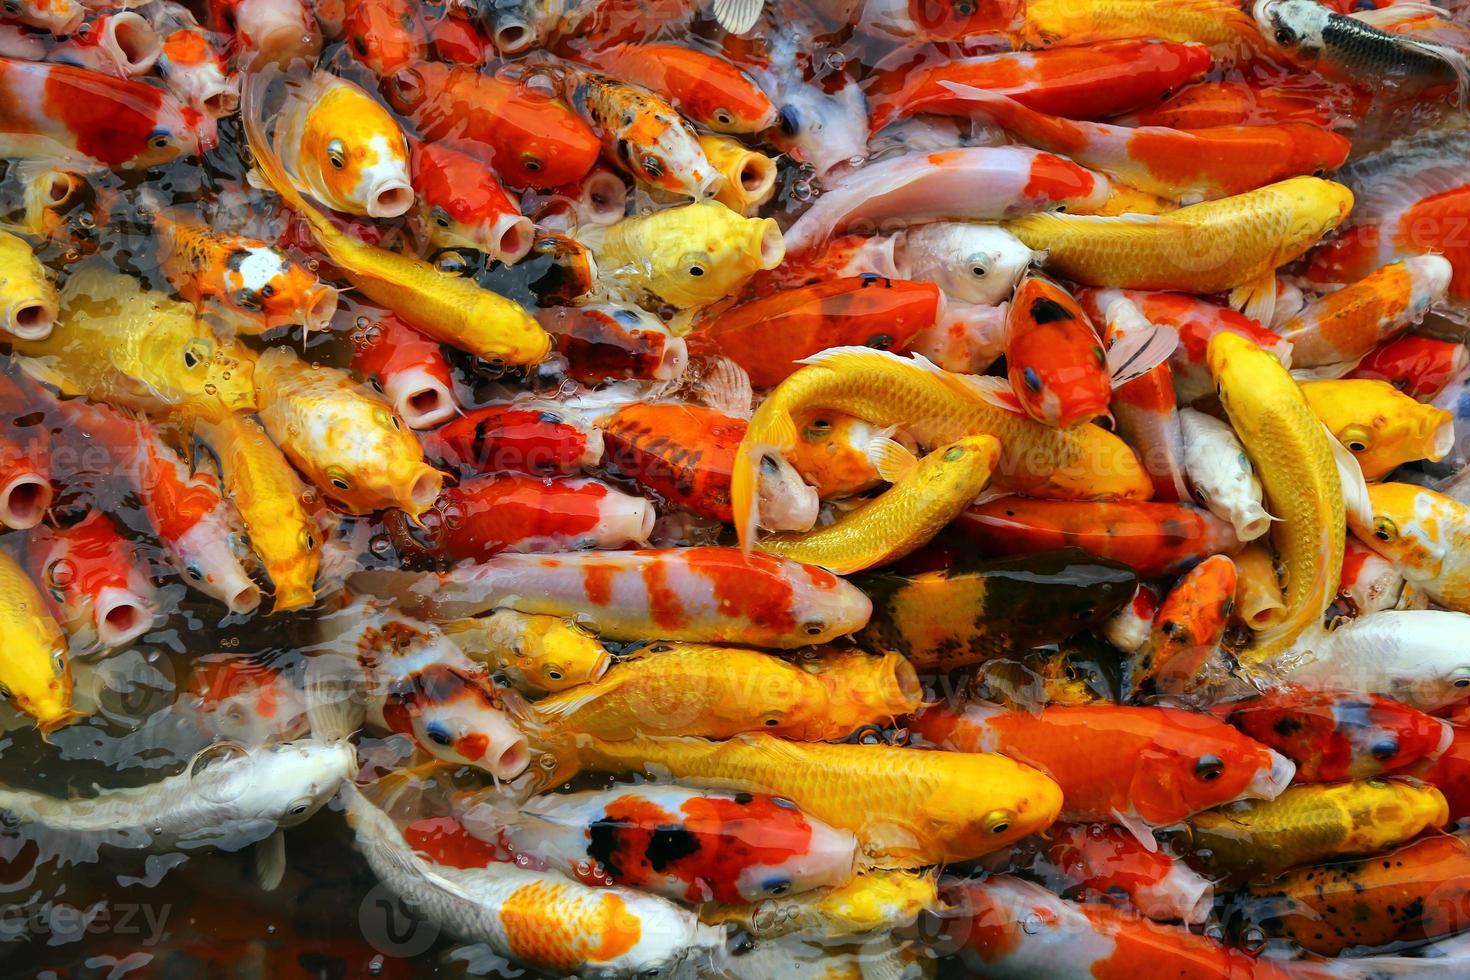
top-left (1340, 425), bottom-right (1372, 453)
top-left (641, 155), bottom-right (665, 179)
top-left (1022, 367), bottom-right (1043, 393)
top-left (352, 34), bottom-right (368, 55)
top-left (327, 139), bottom-right (347, 170)
top-left (325, 466), bottom-right (352, 492)
top-left (867, 333), bottom-right (895, 350)
top-left (983, 808), bottom-right (1013, 834)
top-left (183, 338), bottom-right (213, 368)
top-left (681, 251), bottom-right (710, 279)
top-left (185, 562), bottom-right (204, 582)
top-left (298, 528), bottom-right (317, 551)
top-left (228, 532), bottom-right (251, 559)
top-left (546, 668), bottom-right (563, 681)
top-left (1275, 25), bottom-right (1297, 46)
top-left (943, 446), bottom-right (965, 462)
top-left (431, 206), bottom-right (451, 229)
top-left (764, 878), bottom-right (792, 895)
top-left (714, 109), bottom-right (734, 126)
top-left (522, 155), bottom-right (542, 173)
top-left (2, 1), bottom-right (19, 13)
top-left (425, 726), bottom-right (452, 747)
top-left (954, 0), bottom-right (975, 14)
top-left (373, 407), bottom-right (397, 430)
top-left (1373, 516), bottom-right (1398, 542)
top-left (51, 649), bottom-right (65, 675)
top-left (803, 622), bottom-right (825, 636)
top-left (260, 284), bottom-right (275, 299)
top-left (1371, 739), bottom-right (1399, 760)
top-left (234, 289), bottom-right (262, 312)
top-left (763, 716), bottom-right (781, 726)
top-left (148, 130), bottom-right (172, 151)
top-left (1195, 754), bottom-right (1224, 781)
top-left (290, 802), bottom-right (310, 816)
top-left (1453, 667), bottom-right (1470, 688)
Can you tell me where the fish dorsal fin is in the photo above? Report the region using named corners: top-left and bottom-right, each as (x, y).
top-left (1105, 300), bottom-right (1178, 387)
top-left (866, 436), bottom-right (919, 483)
top-left (712, 0), bottom-right (763, 33)
top-left (1229, 274), bottom-right (1277, 328)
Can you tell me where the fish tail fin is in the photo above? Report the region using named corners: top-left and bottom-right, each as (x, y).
top-left (303, 656), bottom-right (366, 743)
top-left (240, 69), bottom-right (338, 247)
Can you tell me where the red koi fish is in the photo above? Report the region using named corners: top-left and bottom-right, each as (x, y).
top-left (348, 547), bottom-right (875, 647)
top-left (1226, 688), bottom-right (1452, 783)
top-left (190, 655), bottom-right (309, 745)
top-left (536, 304), bottom-right (687, 383)
top-left (598, 402), bottom-right (818, 531)
top-left (690, 277), bottom-right (941, 388)
top-left (1120, 74), bottom-right (1368, 129)
top-left (422, 404), bottom-right (603, 477)
top-left (342, 0), bottom-right (426, 76)
top-left (0, 370), bottom-right (50, 530)
top-left (1102, 298), bottom-right (1188, 502)
top-left (28, 511), bottom-right (157, 650)
top-left (868, 39), bottom-right (1212, 133)
top-left (1127, 554), bottom-right (1237, 701)
top-left (403, 815), bottom-right (499, 869)
top-left (49, 11), bottom-right (162, 78)
top-left (383, 474), bottom-right (654, 565)
top-left (54, 398), bottom-right (260, 614)
top-left (381, 61), bottom-right (601, 189)
top-left (969, 275), bottom-right (1175, 428)
top-left (1077, 287), bottom-right (1292, 403)
top-left (349, 308), bottom-right (457, 430)
top-left (206, 0), bottom-right (321, 63)
top-left (1038, 823), bottom-right (1214, 924)
top-left (574, 43), bottom-right (775, 134)
top-left (1333, 537), bottom-right (1405, 622)
top-left (1412, 722), bottom-right (1470, 822)
top-left (914, 702), bottom-right (1292, 834)
top-left (466, 785), bottom-right (857, 904)
top-left (935, 82), bottom-right (1351, 202)
top-left (0, 58), bottom-right (207, 169)
top-left (424, 9), bottom-right (488, 66)
top-left (156, 25), bottom-right (236, 119)
top-left (407, 137), bottom-right (533, 266)
top-left (1347, 334), bottom-right (1470, 400)
top-left (955, 498), bottom-right (1241, 578)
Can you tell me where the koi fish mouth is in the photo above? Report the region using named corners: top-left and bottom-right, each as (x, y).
top-left (0, 472), bottom-right (53, 530)
top-left (1241, 749), bottom-right (1296, 801)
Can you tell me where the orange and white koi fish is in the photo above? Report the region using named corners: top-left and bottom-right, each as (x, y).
top-left (1281, 256), bottom-right (1452, 371)
top-left (50, 12), bottom-right (162, 78)
top-left (407, 137), bottom-right (533, 265)
top-left (28, 512), bottom-right (157, 651)
top-left (348, 307), bottom-right (456, 430)
top-left (575, 42), bottom-right (775, 134)
top-left (1351, 482), bottom-right (1470, 614)
top-left (1348, 334), bottom-right (1469, 401)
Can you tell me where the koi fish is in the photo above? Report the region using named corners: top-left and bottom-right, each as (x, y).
top-left (342, 0), bottom-right (426, 76)
top-left (12, 263), bottom-right (257, 418)
top-left (536, 304), bottom-right (687, 383)
top-left (49, 11), bottom-right (161, 79)
top-left (914, 702), bottom-right (1293, 842)
top-left (460, 783), bottom-right (856, 905)
top-left (189, 411), bottom-right (321, 613)
top-left (254, 346), bottom-right (443, 519)
top-left (1282, 257), bottom-right (1452, 371)
top-left (314, 599), bottom-right (530, 779)
top-left (0, 58), bottom-right (205, 170)
top-left (156, 24), bottom-right (236, 119)
top-left (1013, 0), bottom-right (1263, 57)
top-left (0, 228), bottom-right (55, 341)
top-left (423, 404), bottom-right (603, 478)
top-left (407, 137), bottom-right (533, 266)
top-left (1178, 407), bottom-right (1272, 541)
top-left (526, 643), bottom-right (918, 742)
top-left (0, 548), bottom-right (76, 734)
top-left (1127, 554), bottom-right (1237, 701)
top-left (153, 208), bottom-right (338, 338)
top-left (424, 7), bottom-right (488, 65)
top-left (1254, 0), bottom-right (1470, 105)
top-left (1182, 778), bottom-right (1448, 886)
top-left (1413, 722), bottom-right (1470, 823)
top-left (28, 511), bottom-right (157, 651)
top-left (385, 473), bottom-right (654, 565)
top-left (334, 782), bottom-right (722, 977)
top-left (1347, 334), bottom-right (1469, 400)
top-left (1235, 542), bottom-right (1288, 631)
top-left (1333, 536), bottom-right (1405, 622)
top-left (693, 277), bottom-right (940, 389)
top-left (782, 147), bottom-right (1112, 256)
top-left (1036, 823), bottom-right (1214, 924)
top-left (599, 402), bottom-right (818, 531)
top-left (1265, 609), bottom-right (1470, 712)
top-left (1211, 331), bottom-right (1358, 665)
top-left (937, 82), bottom-right (1351, 203)
top-left (206, 0), bottom-right (322, 63)
top-left (1101, 583), bottom-right (1161, 656)
top-left (1350, 482), bottom-right (1470, 614)
top-left (785, 410), bottom-right (910, 499)
top-left (525, 230), bottom-right (598, 306)
top-left (1303, 379), bottom-right (1454, 479)
top-left (55, 398), bottom-right (261, 614)
top-left (1009, 177), bottom-right (1355, 326)
top-left (731, 348), bottom-right (1153, 550)
top-left (1232, 832), bottom-right (1470, 956)
top-left (189, 655), bottom-right (309, 745)
top-left (593, 200), bottom-right (784, 310)
top-left (242, 73), bottom-right (552, 368)
top-left (380, 61), bottom-right (600, 189)
top-left (349, 547), bottom-right (873, 648)
top-left (955, 498), bottom-right (1240, 578)
top-left (1103, 298), bottom-right (1188, 501)
top-left (536, 732), bottom-right (1063, 868)
top-left (757, 435), bottom-right (1001, 575)
top-left (701, 870), bottom-right (939, 942)
top-left (854, 549), bottom-right (1137, 671)
top-left (1224, 688), bottom-right (1452, 783)
top-left (867, 40), bottom-right (1213, 133)
top-left (1077, 287), bottom-right (1293, 404)
top-left (440, 608), bottom-right (610, 697)
top-left (697, 133), bottom-right (776, 215)
top-left (348, 309), bottom-right (455, 430)
top-left (0, 160), bottom-right (94, 252)
top-left (575, 43), bottom-right (775, 134)
top-left (0, 372), bottom-right (49, 530)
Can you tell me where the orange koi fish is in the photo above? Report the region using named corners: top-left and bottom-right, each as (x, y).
top-left (407, 137), bottom-right (533, 266)
top-left (868, 39), bottom-right (1212, 133)
top-left (1127, 554), bottom-right (1237, 700)
top-left (937, 82), bottom-right (1351, 203)
top-left (1280, 256), bottom-right (1451, 370)
top-left (574, 42), bottom-right (775, 133)
top-left (342, 0), bottom-right (427, 76)
top-left (1121, 73), bottom-right (1369, 129)
top-left (1348, 334), bottom-right (1470, 400)
top-left (348, 307), bottom-right (456, 430)
top-left (536, 304), bottom-right (687, 383)
top-left (28, 511), bottom-right (157, 650)
top-left (422, 404), bottom-right (603, 478)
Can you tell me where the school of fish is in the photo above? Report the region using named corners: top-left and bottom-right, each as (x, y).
top-left (6, 0), bottom-right (1470, 975)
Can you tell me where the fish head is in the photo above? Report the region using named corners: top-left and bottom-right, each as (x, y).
top-left (1339, 696), bottom-right (1455, 779)
top-left (243, 739), bottom-right (357, 826)
top-left (133, 98), bottom-right (207, 168)
top-left (502, 612), bottom-right (610, 694)
top-left (781, 562), bottom-right (874, 645)
top-left (650, 204), bottom-right (783, 308)
top-left (901, 0), bottom-right (1019, 40)
top-left (788, 412), bottom-right (894, 498)
top-left (193, 657), bottom-right (311, 744)
top-left (727, 797), bottom-right (859, 902)
top-left (172, 508), bottom-right (263, 614)
top-left (1128, 714), bottom-right (1292, 823)
top-left (222, 245), bottom-right (338, 333)
top-left (481, 0), bottom-right (563, 54)
top-left (1252, 0), bottom-right (1330, 68)
top-left (258, 517), bottom-right (323, 614)
top-left (1351, 482), bottom-right (1453, 580)
top-left (160, 29), bottom-right (237, 118)
top-left (1006, 276), bottom-right (1111, 428)
top-left (13, 0), bottom-right (84, 34)
top-left (905, 224), bottom-right (1037, 307)
top-left (0, 628), bottom-right (77, 737)
top-left (756, 451), bottom-right (820, 533)
top-left (1282, 176), bottom-right (1355, 254)
top-left (616, 111), bottom-right (722, 200)
top-left (529, 232), bottom-right (598, 305)
top-left (929, 759), bottom-right (1063, 859)
top-left (403, 669), bottom-right (531, 780)
top-left (301, 83), bottom-right (414, 219)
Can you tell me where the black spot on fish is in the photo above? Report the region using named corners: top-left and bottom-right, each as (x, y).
top-left (1028, 296), bottom-right (1074, 324)
top-left (1273, 715), bottom-right (1304, 736)
top-left (646, 824), bottom-right (701, 871)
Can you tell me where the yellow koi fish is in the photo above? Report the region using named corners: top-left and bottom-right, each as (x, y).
top-left (0, 549), bottom-right (77, 735)
top-left (0, 228), bottom-right (56, 341)
top-left (1351, 482), bottom-right (1470, 615)
top-left (1302, 379), bottom-right (1454, 480)
top-left (440, 609), bottom-right (611, 698)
